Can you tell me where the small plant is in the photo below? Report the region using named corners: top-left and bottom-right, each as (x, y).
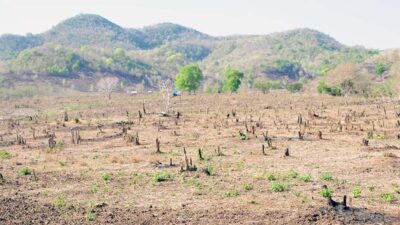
top-left (352, 186), bottom-right (362, 198)
top-left (223, 188), bottom-right (239, 197)
top-left (204, 165), bottom-right (214, 176)
top-left (287, 170), bottom-right (298, 179)
top-left (319, 172), bottom-right (332, 181)
top-left (132, 173), bottom-right (144, 184)
top-left (238, 131), bottom-right (249, 140)
top-left (0, 150), bottom-right (12, 161)
top-left (320, 187), bottom-right (333, 198)
top-left (84, 211), bottom-right (94, 221)
top-left (265, 173), bottom-right (276, 181)
top-left (84, 202), bottom-right (95, 221)
top-left (299, 175), bottom-right (311, 182)
top-left (91, 184), bottom-right (100, 193)
top-left (194, 180), bottom-right (203, 189)
top-left (395, 186), bottom-right (400, 194)
top-left (101, 173), bottom-right (110, 182)
top-left (53, 195), bottom-right (68, 213)
top-left (18, 166), bottom-right (32, 175)
top-left (367, 184), bottom-right (375, 192)
top-left (380, 192), bottom-right (395, 203)
top-left (270, 182), bottom-right (285, 192)
top-left (153, 172), bottom-right (172, 182)
top-left (243, 183), bottom-right (253, 191)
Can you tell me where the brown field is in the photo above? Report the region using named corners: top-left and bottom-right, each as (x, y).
top-left (0, 92), bottom-right (399, 225)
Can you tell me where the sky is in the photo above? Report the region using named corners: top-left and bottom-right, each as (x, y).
top-left (0, 0), bottom-right (399, 49)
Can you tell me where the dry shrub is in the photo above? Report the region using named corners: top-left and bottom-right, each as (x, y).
top-left (128, 154), bottom-right (146, 164)
top-left (383, 151), bottom-right (397, 158)
top-left (79, 160), bottom-right (88, 167)
top-left (109, 155), bottom-right (124, 164)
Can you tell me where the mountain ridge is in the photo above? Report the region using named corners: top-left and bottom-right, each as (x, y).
top-left (0, 13), bottom-right (381, 93)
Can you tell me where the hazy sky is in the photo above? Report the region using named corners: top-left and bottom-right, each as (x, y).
top-left (0, 0), bottom-right (398, 49)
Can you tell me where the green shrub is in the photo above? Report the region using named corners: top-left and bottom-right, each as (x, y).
top-left (320, 187), bottom-right (333, 197)
top-left (374, 64), bottom-right (387, 75)
top-left (84, 211), bottom-right (94, 221)
top-left (18, 166), bottom-right (32, 175)
top-left (299, 175), bottom-right (311, 182)
top-left (265, 173), bottom-right (276, 181)
top-left (352, 186), bottom-right (362, 198)
top-left (367, 184), bottom-right (375, 192)
top-left (287, 170), bottom-right (298, 179)
top-left (380, 192), bottom-right (395, 203)
top-left (53, 195), bottom-right (68, 212)
top-left (270, 182), bottom-right (285, 192)
top-left (319, 172), bottom-right (332, 181)
top-left (204, 165), bottom-right (214, 176)
top-left (101, 173), bottom-right (110, 181)
top-left (153, 172), bottom-right (172, 182)
top-left (223, 188), bottom-right (239, 197)
top-left (0, 150), bottom-right (12, 161)
top-left (243, 183), bottom-right (253, 191)
top-left (317, 81), bottom-right (341, 96)
top-left (285, 82), bottom-right (303, 93)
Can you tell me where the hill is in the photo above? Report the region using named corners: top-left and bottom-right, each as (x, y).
top-left (0, 14), bottom-right (383, 94)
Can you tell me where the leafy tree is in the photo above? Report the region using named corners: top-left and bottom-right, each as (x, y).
top-left (285, 82), bottom-right (303, 93)
top-left (174, 64), bottom-right (203, 93)
top-left (374, 64), bottom-right (387, 75)
top-left (254, 79), bottom-right (272, 94)
top-left (317, 81), bottom-right (341, 96)
top-left (222, 68), bottom-right (244, 93)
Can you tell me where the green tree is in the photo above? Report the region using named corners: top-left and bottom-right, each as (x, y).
top-left (222, 68), bottom-right (244, 93)
top-left (174, 65), bottom-right (203, 93)
top-left (285, 82), bottom-right (303, 93)
top-left (254, 79), bottom-right (272, 94)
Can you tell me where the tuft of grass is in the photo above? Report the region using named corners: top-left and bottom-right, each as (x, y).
top-left (0, 150), bottom-right (12, 161)
top-left (153, 172), bottom-right (172, 182)
top-left (299, 174), bottom-right (311, 182)
top-left (270, 181), bottom-right (285, 192)
top-left (320, 187), bottom-right (333, 197)
top-left (223, 188), bottom-right (239, 197)
top-left (380, 192), bottom-right (395, 203)
top-left (287, 170), bottom-right (298, 179)
top-left (319, 172), bottom-right (332, 181)
top-left (243, 183), bottom-right (253, 191)
top-left (84, 211), bottom-right (94, 221)
top-left (53, 195), bottom-right (68, 213)
top-left (91, 184), bottom-right (100, 193)
top-left (101, 173), bottom-right (110, 182)
top-left (18, 166), bottom-right (32, 175)
top-left (367, 184), bottom-right (375, 192)
top-left (204, 164), bottom-right (214, 176)
top-left (265, 173), bottom-right (276, 181)
top-left (352, 186), bottom-right (362, 198)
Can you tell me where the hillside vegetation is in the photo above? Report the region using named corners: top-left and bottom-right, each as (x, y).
top-left (1, 13), bottom-right (395, 96)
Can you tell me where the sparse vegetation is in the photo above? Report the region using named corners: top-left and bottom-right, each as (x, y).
top-left (270, 182), bottom-right (285, 192)
top-left (223, 188), bottom-right (239, 197)
top-left (153, 172), bottom-right (172, 182)
top-left (18, 166), bottom-right (32, 175)
top-left (0, 150), bottom-right (12, 161)
top-left (319, 172), bottom-right (333, 181)
top-left (320, 187), bottom-right (333, 198)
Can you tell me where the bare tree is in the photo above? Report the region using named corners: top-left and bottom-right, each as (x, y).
top-left (158, 79), bottom-right (172, 114)
top-left (97, 77), bottom-right (119, 100)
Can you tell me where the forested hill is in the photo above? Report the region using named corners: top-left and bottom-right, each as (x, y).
top-left (0, 14), bottom-right (380, 93)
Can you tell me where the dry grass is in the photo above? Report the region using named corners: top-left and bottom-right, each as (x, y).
top-left (0, 92), bottom-right (399, 224)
